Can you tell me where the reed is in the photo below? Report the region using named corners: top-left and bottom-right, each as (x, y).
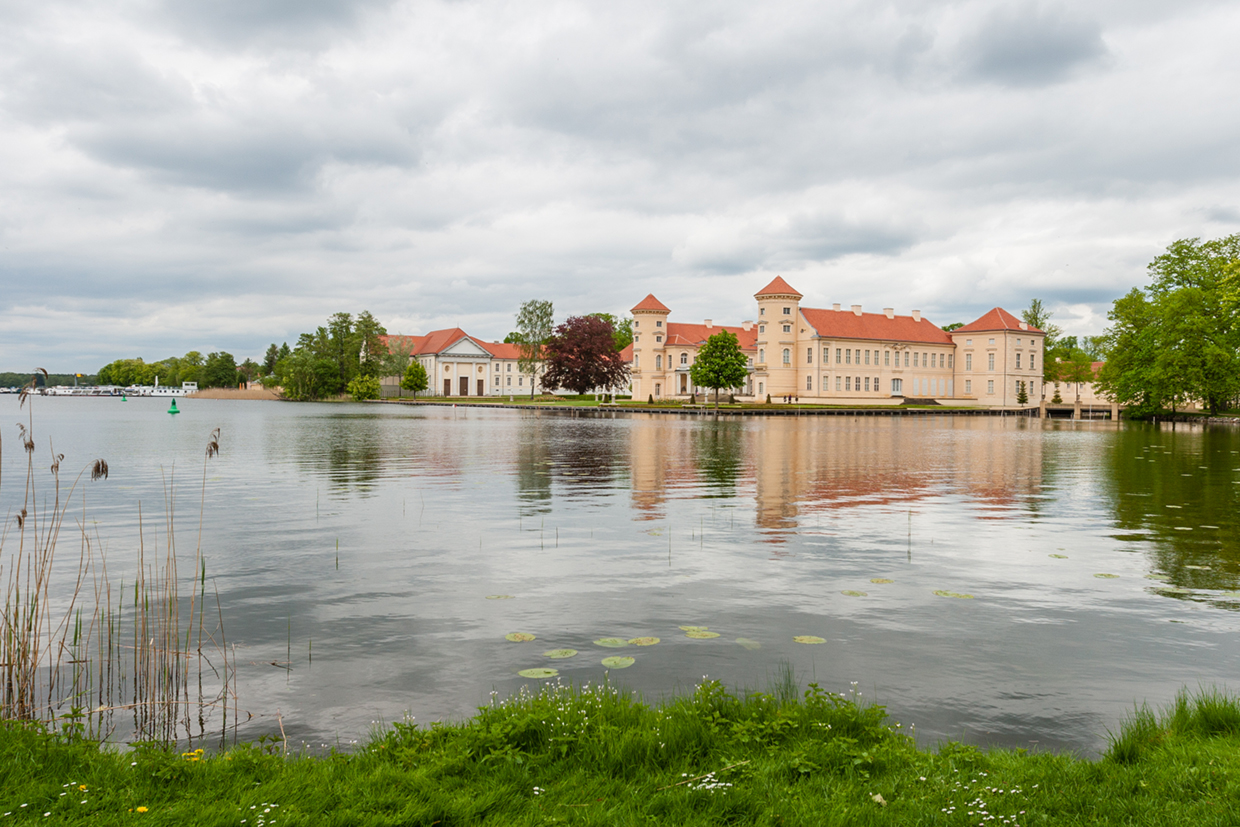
top-left (1, 377), bottom-right (234, 747)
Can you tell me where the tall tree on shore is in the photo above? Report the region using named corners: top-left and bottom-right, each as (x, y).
top-left (689, 330), bottom-right (749, 409)
top-left (541, 315), bottom-right (630, 395)
top-left (401, 361), bottom-right (429, 399)
top-left (263, 344), bottom-right (280, 376)
top-left (513, 299), bottom-right (554, 398)
top-left (1022, 298), bottom-right (1063, 385)
top-left (586, 313), bottom-right (634, 350)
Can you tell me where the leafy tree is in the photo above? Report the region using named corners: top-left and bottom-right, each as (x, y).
top-left (941, 322), bottom-right (964, 332)
top-left (1023, 299), bottom-right (1063, 382)
top-left (1058, 351), bottom-right (1097, 404)
top-left (401, 361), bottom-right (429, 399)
top-left (239, 358), bottom-right (259, 382)
top-left (354, 310), bottom-right (388, 378)
top-left (201, 352), bottom-right (240, 388)
top-left (689, 330), bottom-right (749, 409)
top-left (514, 299), bottom-right (554, 398)
top-left (542, 316), bottom-right (630, 395)
top-left (381, 335), bottom-right (416, 380)
top-left (278, 342), bottom-right (291, 361)
top-left (587, 313), bottom-right (634, 350)
top-left (264, 344), bottom-right (280, 375)
top-left (347, 374), bottom-right (381, 401)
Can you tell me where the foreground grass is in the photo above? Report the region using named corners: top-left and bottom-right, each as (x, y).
top-left (4, 681), bottom-right (1240, 825)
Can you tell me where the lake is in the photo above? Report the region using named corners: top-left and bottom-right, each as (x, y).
top-left (4, 395), bottom-right (1239, 755)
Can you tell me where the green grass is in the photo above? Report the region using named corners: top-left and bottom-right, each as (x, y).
top-left (4, 681), bottom-right (1240, 825)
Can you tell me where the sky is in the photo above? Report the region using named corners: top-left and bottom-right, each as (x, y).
top-left (1, 0), bottom-right (1238, 372)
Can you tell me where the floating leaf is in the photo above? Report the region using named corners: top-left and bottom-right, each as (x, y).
top-left (1156, 586), bottom-right (1192, 594)
top-left (869, 578), bottom-right (894, 584)
top-left (685, 630), bottom-right (720, 639)
top-left (486, 595), bottom-right (515, 600)
top-left (518, 668), bottom-right (557, 679)
top-left (679, 625), bottom-right (708, 632)
top-left (1174, 527), bottom-right (1193, 531)
top-left (601, 656), bottom-right (635, 669)
top-left (1184, 565), bottom-right (1211, 570)
top-left (594, 638), bottom-right (629, 648)
top-left (1094, 573), bottom-right (1119, 579)
top-left (793, 635), bottom-right (825, 644)
top-left (736, 638), bottom-right (762, 650)
top-left (1144, 574), bottom-right (1167, 580)
top-left (933, 590), bottom-right (974, 599)
top-left (1217, 591), bottom-right (1240, 598)
top-left (1200, 525), bottom-right (1220, 530)
top-left (841, 590), bottom-right (868, 597)
top-left (543, 649), bottom-right (577, 659)
top-left (628, 637), bottom-right (660, 646)
top-left (505, 632), bottom-right (536, 642)
top-left (1049, 554), bottom-right (1068, 559)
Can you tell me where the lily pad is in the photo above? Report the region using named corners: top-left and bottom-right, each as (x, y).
top-left (628, 637), bottom-right (660, 646)
top-left (518, 668), bottom-right (558, 679)
top-left (486, 594), bottom-right (515, 600)
top-left (543, 649), bottom-right (578, 659)
top-left (793, 635), bottom-right (826, 644)
top-left (1144, 574), bottom-right (1167, 580)
top-left (870, 578), bottom-right (894, 584)
top-left (505, 632), bottom-right (536, 642)
top-left (1156, 586), bottom-right (1192, 594)
top-left (1094, 573), bottom-right (1119, 579)
top-left (1049, 554), bottom-right (1068, 559)
top-left (1184, 565), bottom-right (1211, 570)
top-left (933, 590), bottom-right (975, 599)
top-left (685, 630), bottom-right (721, 639)
top-left (601, 656), bottom-right (635, 669)
top-left (736, 638), bottom-right (762, 650)
top-left (679, 625), bottom-right (708, 632)
top-left (841, 590), bottom-right (868, 597)
top-left (594, 638), bottom-right (629, 648)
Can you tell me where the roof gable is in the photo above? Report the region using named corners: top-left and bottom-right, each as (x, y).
top-left (799, 308), bottom-right (954, 345)
top-left (632, 294), bottom-right (670, 312)
top-left (954, 308), bottom-right (1041, 334)
top-left (755, 276), bottom-right (802, 298)
top-left (442, 337), bottom-right (493, 357)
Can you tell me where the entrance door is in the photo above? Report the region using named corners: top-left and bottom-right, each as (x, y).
top-left (477, 379), bottom-right (484, 396)
top-left (891, 378), bottom-right (902, 396)
top-left (444, 378), bottom-right (451, 396)
top-left (680, 374), bottom-right (687, 394)
top-left (460, 376), bottom-right (469, 396)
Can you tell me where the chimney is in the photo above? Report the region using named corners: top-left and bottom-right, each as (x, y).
top-left (704, 319), bottom-right (712, 329)
top-left (912, 310), bottom-right (921, 322)
top-left (1018, 321), bottom-right (1028, 331)
top-left (741, 320), bottom-right (752, 331)
top-left (832, 303), bottom-right (841, 311)
top-left (883, 307), bottom-right (894, 319)
top-left (851, 305), bottom-right (862, 316)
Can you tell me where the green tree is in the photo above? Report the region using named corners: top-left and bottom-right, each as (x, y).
top-left (401, 361), bottom-right (429, 399)
top-left (381, 335), bottom-right (416, 380)
top-left (1023, 299), bottom-right (1063, 382)
top-left (347, 374), bottom-right (381, 401)
top-left (587, 313), bottom-right (634, 350)
top-left (1016, 381), bottom-right (1028, 405)
top-left (1059, 350), bottom-right (1097, 405)
top-left (514, 299), bottom-right (554, 398)
top-left (201, 352), bottom-right (240, 388)
top-left (941, 322), bottom-right (964, 332)
top-left (354, 311), bottom-right (388, 378)
top-left (689, 330), bottom-right (749, 409)
top-left (264, 344), bottom-right (280, 375)
top-left (542, 316), bottom-right (630, 395)
top-left (1096, 288), bottom-right (1163, 414)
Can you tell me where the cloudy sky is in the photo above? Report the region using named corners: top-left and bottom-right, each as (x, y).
top-left (2, 0), bottom-right (1238, 371)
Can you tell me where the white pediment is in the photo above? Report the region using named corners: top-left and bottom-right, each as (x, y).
top-left (442, 337), bottom-right (493, 357)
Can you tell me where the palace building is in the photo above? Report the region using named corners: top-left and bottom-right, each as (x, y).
top-left (630, 276), bottom-right (1045, 407)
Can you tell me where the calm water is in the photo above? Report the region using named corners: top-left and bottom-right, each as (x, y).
top-left (4, 396), bottom-right (1240, 755)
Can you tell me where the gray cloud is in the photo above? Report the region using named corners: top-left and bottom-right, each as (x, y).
top-left (960, 3), bottom-right (1108, 87)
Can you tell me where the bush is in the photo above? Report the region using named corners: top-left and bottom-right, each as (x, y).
top-left (347, 375), bottom-right (381, 401)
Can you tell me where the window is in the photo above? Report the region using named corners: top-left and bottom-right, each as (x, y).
top-left (1016, 339), bottom-right (1021, 346)
top-left (966, 339), bottom-right (972, 345)
top-left (1016, 353), bottom-right (1021, 369)
top-left (680, 352), bottom-right (688, 365)
top-left (760, 308), bottom-right (765, 316)
top-left (494, 376), bottom-right (499, 385)
top-left (988, 353), bottom-right (995, 371)
top-left (987, 380), bottom-right (994, 395)
top-left (948, 355), bottom-right (954, 369)
top-left (904, 352), bottom-right (909, 367)
top-left (782, 324), bottom-right (791, 333)
top-left (836, 348), bottom-right (842, 364)
top-left (783, 307), bottom-right (791, 315)
top-left (759, 348), bottom-right (765, 363)
top-left (1016, 380), bottom-right (1021, 395)
top-left (519, 376), bottom-right (524, 386)
top-left (965, 353), bottom-right (972, 371)
top-left (759, 325), bottom-right (765, 334)
top-left (807, 348), bottom-right (813, 364)
top-left (988, 338), bottom-right (995, 345)
top-left (656, 355), bottom-right (662, 369)
top-left (1030, 354), bottom-right (1036, 369)
top-left (864, 377), bottom-right (870, 391)
top-left (782, 348), bottom-right (790, 365)
top-left (923, 352), bottom-right (928, 367)
top-left (865, 350), bottom-right (871, 365)
top-left (846, 349), bottom-right (852, 364)
top-left (634, 354), bottom-right (640, 367)
top-left (507, 376), bottom-right (511, 386)
top-left (913, 352), bottom-right (918, 367)
top-left (846, 376), bottom-right (851, 391)
top-left (759, 381), bottom-right (764, 393)
top-left (836, 376), bottom-right (841, 391)
top-left (655, 383), bottom-right (661, 396)
top-left (965, 379), bottom-right (971, 394)
top-left (884, 350), bottom-right (890, 366)
top-left (874, 377), bottom-right (879, 392)
top-left (656, 321), bottom-right (663, 327)
top-left (806, 376), bottom-right (812, 391)
top-left (633, 321), bottom-right (639, 327)
top-left (507, 363), bottom-right (512, 372)
top-left (929, 353), bottom-right (935, 368)
top-left (823, 347), bottom-right (829, 362)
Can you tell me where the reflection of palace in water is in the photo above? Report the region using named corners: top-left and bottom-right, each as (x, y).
top-left (628, 416), bottom-right (1044, 533)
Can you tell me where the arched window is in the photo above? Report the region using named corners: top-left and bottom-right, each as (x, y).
top-left (655, 355), bottom-right (662, 370)
top-left (782, 349), bottom-right (790, 365)
top-left (680, 352), bottom-right (688, 365)
top-left (759, 349), bottom-right (765, 363)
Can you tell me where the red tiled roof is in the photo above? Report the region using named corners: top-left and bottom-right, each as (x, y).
top-left (954, 308), bottom-right (1042, 334)
top-left (619, 343), bottom-right (633, 362)
top-left (481, 341), bottom-right (523, 360)
top-left (754, 276), bottom-right (802, 298)
top-left (382, 329), bottom-right (502, 357)
top-left (632, 294), bottom-right (671, 312)
top-left (799, 308), bottom-right (954, 344)
top-left (665, 323), bottom-right (758, 351)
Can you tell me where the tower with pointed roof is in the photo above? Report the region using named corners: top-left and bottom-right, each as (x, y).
top-left (630, 294), bottom-right (672, 400)
top-left (752, 276), bottom-right (804, 399)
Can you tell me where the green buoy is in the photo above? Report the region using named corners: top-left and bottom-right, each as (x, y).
top-left (121, 395), bottom-right (126, 401)
top-left (168, 398), bottom-right (180, 415)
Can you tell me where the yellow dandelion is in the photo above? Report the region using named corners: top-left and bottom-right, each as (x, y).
top-left (78, 785), bottom-right (88, 791)
top-left (136, 806), bottom-right (149, 813)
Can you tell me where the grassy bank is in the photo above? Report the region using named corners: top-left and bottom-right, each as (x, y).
top-left (4, 681), bottom-right (1240, 825)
